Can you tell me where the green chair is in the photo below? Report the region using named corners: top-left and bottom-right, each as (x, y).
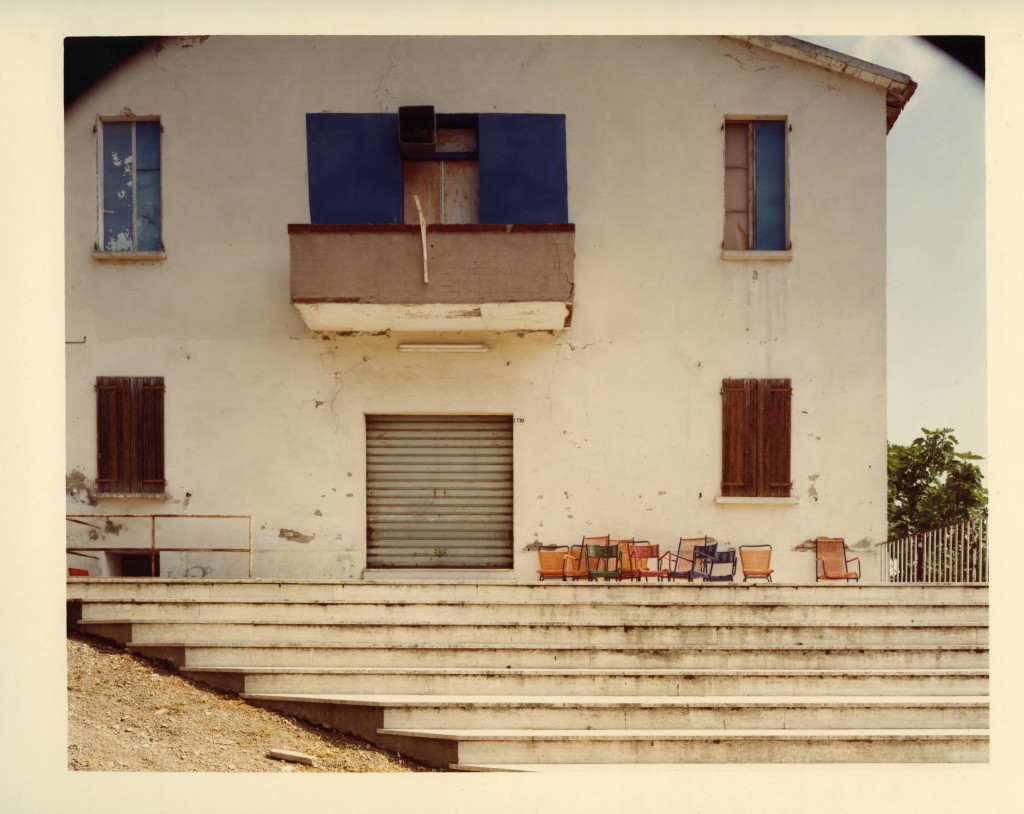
top-left (585, 543), bottom-right (622, 581)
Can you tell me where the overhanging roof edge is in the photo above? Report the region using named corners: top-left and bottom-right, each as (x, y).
top-left (727, 35), bottom-right (917, 132)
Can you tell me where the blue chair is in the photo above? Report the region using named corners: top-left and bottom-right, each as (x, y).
top-left (666, 538), bottom-right (717, 582)
top-left (690, 549), bottom-right (738, 582)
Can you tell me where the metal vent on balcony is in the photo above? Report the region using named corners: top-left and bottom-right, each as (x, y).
top-left (398, 105), bottom-right (436, 158)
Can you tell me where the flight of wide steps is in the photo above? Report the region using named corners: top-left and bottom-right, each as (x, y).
top-left (67, 579), bottom-right (989, 769)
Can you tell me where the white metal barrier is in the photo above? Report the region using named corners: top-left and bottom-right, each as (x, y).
top-left (878, 516), bottom-right (987, 583)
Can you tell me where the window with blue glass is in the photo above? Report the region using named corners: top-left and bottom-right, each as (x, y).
top-left (100, 119), bottom-right (162, 252)
top-left (723, 119), bottom-right (787, 251)
top-left (305, 112), bottom-right (568, 226)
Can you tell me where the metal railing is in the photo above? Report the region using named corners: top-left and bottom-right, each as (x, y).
top-left (66, 514), bottom-right (253, 577)
top-left (878, 516), bottom-right (987, 583)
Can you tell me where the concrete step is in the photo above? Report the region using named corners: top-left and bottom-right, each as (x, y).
top-left (72, 611), bottom-right (988, 646)
top-left (180, 666), bottom-right (989, 697)
top-left (67, 579), bottom-right (989, 605)
top-left (241, 693), bottom-right (990, 731)
top-left (131, 641), bottom-right (988, 670)
top-left (68, 577), bottom-right (990, 767)
top-left (75, 599), bottom-right (989, 627)
top-left (377, 727), bottom-right (989, 765)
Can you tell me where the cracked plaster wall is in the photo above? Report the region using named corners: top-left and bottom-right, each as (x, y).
top-left (65, 36), bottom-right (888, 582)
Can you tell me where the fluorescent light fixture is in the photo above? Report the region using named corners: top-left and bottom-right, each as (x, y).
top-left (397, 343), bottom-right (490, 353)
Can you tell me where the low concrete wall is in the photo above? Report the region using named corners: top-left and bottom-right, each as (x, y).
top-left (290, 224), bottom-right (575, 304)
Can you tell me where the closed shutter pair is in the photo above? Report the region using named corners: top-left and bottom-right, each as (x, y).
top-left (721, 378), bottom-right (792, 497)
top-left (95, 376), bottom-right (165, 494)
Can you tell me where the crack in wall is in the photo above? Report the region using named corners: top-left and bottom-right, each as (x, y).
top-left (373, 46), bottom-right (398, 113)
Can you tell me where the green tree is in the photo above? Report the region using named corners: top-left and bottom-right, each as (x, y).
top-left (887, 428), bottom-right (987, 539)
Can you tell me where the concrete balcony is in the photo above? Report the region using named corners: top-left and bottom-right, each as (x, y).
top-left (289, 224), bottom-right (575, 332)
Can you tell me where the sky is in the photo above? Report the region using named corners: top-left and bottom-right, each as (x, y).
top-left (803, 37), bottom-right (987, 467)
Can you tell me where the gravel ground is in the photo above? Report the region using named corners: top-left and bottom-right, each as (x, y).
top-left (67, 633), bottom-right (433, 772)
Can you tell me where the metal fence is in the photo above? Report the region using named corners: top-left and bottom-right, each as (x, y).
top-left (67, 514), bottom-right (253, 577)
top-left (878, 516), bottom-right (988, 583)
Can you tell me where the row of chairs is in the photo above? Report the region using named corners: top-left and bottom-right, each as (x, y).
top-left (536, 536), bottom-right (766, 583)
top-left (537, 536), bottom-right (861, 583)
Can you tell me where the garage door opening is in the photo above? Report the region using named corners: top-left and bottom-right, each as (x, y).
top-left (366, 415), bottom-right (513, 569)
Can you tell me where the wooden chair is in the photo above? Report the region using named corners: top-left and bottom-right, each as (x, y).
top-left (666, 537), bottom-right (717, 582)
top-left (738, 544), bottom-right (774, 582)
top-left (815, 537), bottom-right (861, 582)
top-left (536, 546), bottom-right (573, 581)
top-left (628, 542), bottom-right (670, 582)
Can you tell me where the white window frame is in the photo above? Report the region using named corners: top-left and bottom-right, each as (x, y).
top-left (94, 115), bottom-right (166, 261)
top-left (721, 114), bottom-right (792, 260)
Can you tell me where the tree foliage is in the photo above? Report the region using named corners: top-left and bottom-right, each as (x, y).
top-left (887, 428), bottom-right (987, 539)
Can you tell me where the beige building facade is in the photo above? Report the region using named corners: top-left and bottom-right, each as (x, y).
top-left (64, 36), bottom-right (914, 583)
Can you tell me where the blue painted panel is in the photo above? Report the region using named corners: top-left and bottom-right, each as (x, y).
top-left (478, 114), bottom-right (568, 224)
top-left (306, 113), bottom-right (402, 224)
top-left (136, 170), bottom-right (161, 251)
top-left (135, 121), bottom-right (161, 170)
top-left (135, 120), bottom-right (160, 170)
top-left (102, 122), bottom-right (135, 251)
top-left (754, 121), bottom-right (786, 250)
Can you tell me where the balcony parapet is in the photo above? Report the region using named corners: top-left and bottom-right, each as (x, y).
top-left (289, 223), bottom-right (574, 332)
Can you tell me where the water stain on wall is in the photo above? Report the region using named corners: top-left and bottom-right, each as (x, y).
top-left (279, 529), bottom-right (316, 544)
top-left (66, 469), bottom-right (98, 506)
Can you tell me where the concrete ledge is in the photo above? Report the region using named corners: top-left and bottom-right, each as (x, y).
top-left (92, 250), bottom-right (167, 262)
top-left (383, 726), bottom-right (989, 764)
top-left (362, 569), bottom-right (516, 582)
top-left (92, 492), bottom-right (171, 501)
top-left (720, 250), bottom-right (793, 261)
top-left (715, 496), bottom-right (799, 505)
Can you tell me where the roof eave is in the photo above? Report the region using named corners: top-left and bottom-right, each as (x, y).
top-left (727, 35), bottom-right (917, 133)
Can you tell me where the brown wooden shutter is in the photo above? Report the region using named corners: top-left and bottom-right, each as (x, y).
top-left (95, 376), bottom-right (165, 494)
top-left (721, 379), bottom-right (754, 497)
top-left (722, 378), bottom-right (791, 497)
top-left (95, 377), bottom-right (121, 491)
top-left (139, 377), bottom-right (166, 493)
top-left (758, 378), bottom-right (792, 497)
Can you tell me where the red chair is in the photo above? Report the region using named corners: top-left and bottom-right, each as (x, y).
top-left (628, 542), bottom-right (670, 582)
top-left (68, 568), bottom-right (90, 576)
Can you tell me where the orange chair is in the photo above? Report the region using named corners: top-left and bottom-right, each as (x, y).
top-left (738, 545), bottom-right (774, 582)
top-left (629, 542), bottom-right (670, 582)
top-left (536, 546), bottom-right (573, 581)
top-left (612, 538), bottom-right (636, 579)
top-left (562, 544), bottom-right (591, 581)
top-left (815, 537), bottom-right (861, 582)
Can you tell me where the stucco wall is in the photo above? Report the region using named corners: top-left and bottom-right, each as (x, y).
top-left (65, 36), bottom-right (889, 582)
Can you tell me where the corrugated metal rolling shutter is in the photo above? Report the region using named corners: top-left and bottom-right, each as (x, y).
top-left (366, 415), bottom-right (513, 568)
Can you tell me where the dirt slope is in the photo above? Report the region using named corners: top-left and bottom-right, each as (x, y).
top-left (67, 633), bottom-right (432, 772)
